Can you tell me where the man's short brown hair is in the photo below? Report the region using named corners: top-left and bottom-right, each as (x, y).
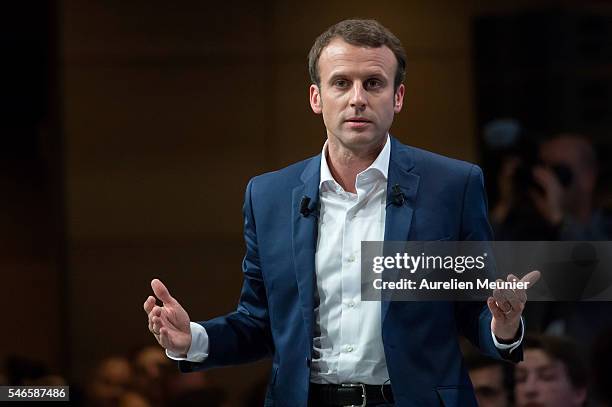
top-left (308, 19), bottom-right (407, 90)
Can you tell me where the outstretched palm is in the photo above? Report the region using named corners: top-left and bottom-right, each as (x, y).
top-left (143, 279), bottom-right (192, 356)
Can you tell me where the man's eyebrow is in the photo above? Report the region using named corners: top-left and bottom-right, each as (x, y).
top-left (328, 73), bottom-right (348, 83)
top-left (327, 71), bottom-right (387, 83)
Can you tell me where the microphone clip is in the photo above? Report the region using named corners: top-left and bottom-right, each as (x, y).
top-left (391, 184), bottom-right (405, 206)
top-left (300, 196), bottom-right (313, 217)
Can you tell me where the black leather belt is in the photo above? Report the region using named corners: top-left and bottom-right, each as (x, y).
top-left (309, 383), bottom-right (394, 406)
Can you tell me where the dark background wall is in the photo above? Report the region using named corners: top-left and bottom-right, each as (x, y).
top-left (2, 0), bottom-right (610, 405)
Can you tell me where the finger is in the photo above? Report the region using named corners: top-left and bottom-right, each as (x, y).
top-left (505, 294), bottom-right (524, 318)
top-left (487, 297), bottom-right (506, 320)
top-left (507, 274), bottom-right (527, 303)
top-left (492, 284), bottom-right (511, 312)
top-left (152, 315), bottom-right (165, 334)
top-left (151, 279), bottom-right (176, 305)
top-left (521, 270), bottom-right (541, 286)
top-left (148, 314), bottom-right (161, 337)
top-left (498, 286), bottom-right (517, 312)
top-left (159, 327), bottom-right (170, 349)
top-left (153, 306), bottom-right (173, 328)
top-left (144, 296), bottom-right (156, 314)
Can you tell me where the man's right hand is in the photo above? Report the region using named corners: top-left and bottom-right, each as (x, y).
top-left (143, 279), bottom-right (192, 357)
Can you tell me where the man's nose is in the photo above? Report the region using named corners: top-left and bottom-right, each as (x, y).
top-left (349, 82), bottom-right (367, 110)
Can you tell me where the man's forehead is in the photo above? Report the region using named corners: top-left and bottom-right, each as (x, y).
top-left (319, 38), bottom-right (396, 75)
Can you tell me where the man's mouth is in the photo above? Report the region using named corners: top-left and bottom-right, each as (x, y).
top-left (345, 117), bottom-right (372, 123)
top-left (345, 118), bottom-right (372, 128)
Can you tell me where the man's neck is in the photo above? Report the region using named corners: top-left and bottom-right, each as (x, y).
top-left (326, 138), bottom-right (385, 193)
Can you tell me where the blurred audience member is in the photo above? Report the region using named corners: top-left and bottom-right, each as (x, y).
top-left (515, 335), bottom-right (588, 407)
top-left (465, 352), bottom-right (513, 407)
top-left (125, 345), bottom-right (228, 406)
top-left (130, 345), bottom-right (173, 406)
top-left (492, 133), bottom-right (612, 240)
top-left (537, 134), bottom-right (610, 240)
top-left (87, 356), bottom-right (133, 407)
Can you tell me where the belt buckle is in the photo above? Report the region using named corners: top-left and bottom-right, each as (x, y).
top-left (341, 383), bottom-right (367, 407)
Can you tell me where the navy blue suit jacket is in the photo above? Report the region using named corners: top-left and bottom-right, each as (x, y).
top-left (179, 137), bottom-right (522, 406)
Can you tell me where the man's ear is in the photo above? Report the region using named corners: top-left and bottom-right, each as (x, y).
top-left (310, 84), bottom-right (322, 114)
top-left (393, 83), bottom-right (405, 113)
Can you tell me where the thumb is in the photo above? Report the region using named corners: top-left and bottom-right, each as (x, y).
top-left (151, 279), bottom-right (176, 305)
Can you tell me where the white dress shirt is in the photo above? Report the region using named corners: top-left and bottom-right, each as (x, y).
top-left (309, 136), bottom-right (391, 384)
top-left (167, 135), bottom-right (523, 381)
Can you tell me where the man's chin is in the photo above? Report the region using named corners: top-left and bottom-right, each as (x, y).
top-left (333, 130), bottom-right (386, 150)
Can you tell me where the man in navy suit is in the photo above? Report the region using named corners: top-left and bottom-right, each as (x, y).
top-left (144, 19), bottom-right (538, 406)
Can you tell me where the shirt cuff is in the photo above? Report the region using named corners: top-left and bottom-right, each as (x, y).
top-left (491, 317), bottom-right (524, 354)
top-left (165, 322), bottom-right (209, 362)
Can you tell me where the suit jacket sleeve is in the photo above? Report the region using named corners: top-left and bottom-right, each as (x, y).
top-left (454, 165), bottom-right (523, 363)
top-left (178, 178), bottom-right (274, 372)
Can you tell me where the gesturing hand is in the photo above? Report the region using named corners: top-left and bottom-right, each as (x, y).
top-left (143, 279), bottom-right (192, 356)
top-left (488, 270), bottom-right (541, 341)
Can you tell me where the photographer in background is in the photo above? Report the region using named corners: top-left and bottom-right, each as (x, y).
top-left (491, 132), bottom-right (612, 241)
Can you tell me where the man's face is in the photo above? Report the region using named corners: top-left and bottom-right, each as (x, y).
top-left (469, 365), bottom-right (509, 407)
top-left (514, 349), bottom-right (586, 407)
top-left (309, 38), bottom-right (404, 152)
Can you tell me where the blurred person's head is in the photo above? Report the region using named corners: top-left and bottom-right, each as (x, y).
top-left (133, 345), bottom-right (171, 384)
top-left (539, 133), bottom-right (598, 218)
top-left (515, 335), bottom-right (587, 407)
top-left (465, 353), bottom-right (512, 407)
top-left (129, 345), bottom-right (173, 405)
top-left (591, 327), bottom-right (612, 406)
top-left (88, 356), bottom-right (132, 407)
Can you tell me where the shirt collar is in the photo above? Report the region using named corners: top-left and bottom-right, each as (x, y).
top-left (319, 134), bottom-right (390, 188)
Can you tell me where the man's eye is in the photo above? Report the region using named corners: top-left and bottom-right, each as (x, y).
top-left (366, 79), bottom-right (383, 89)
top-left (334, 79), bottom-right (349, 88)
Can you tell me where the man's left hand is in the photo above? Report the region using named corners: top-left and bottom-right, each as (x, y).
top-left (488, 270), bottom-right (541, 341)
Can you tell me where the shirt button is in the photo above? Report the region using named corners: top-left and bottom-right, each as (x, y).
top-left (347, 255), bottom-right (355, 263)
top-left (346, 345), bottom-right (354, 352)
top-left (347, 301), bottom-right (355, 308)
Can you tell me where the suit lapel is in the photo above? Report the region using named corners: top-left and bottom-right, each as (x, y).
top-left (382, 138), bottom-right (420, 322)
top-left (292, 156), bottom-right (321, 349)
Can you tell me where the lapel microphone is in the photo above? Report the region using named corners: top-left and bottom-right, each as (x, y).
top-left (299, 196), bottom-right (312, 217)
top-left (391, 184), bottom-right (405, 206)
